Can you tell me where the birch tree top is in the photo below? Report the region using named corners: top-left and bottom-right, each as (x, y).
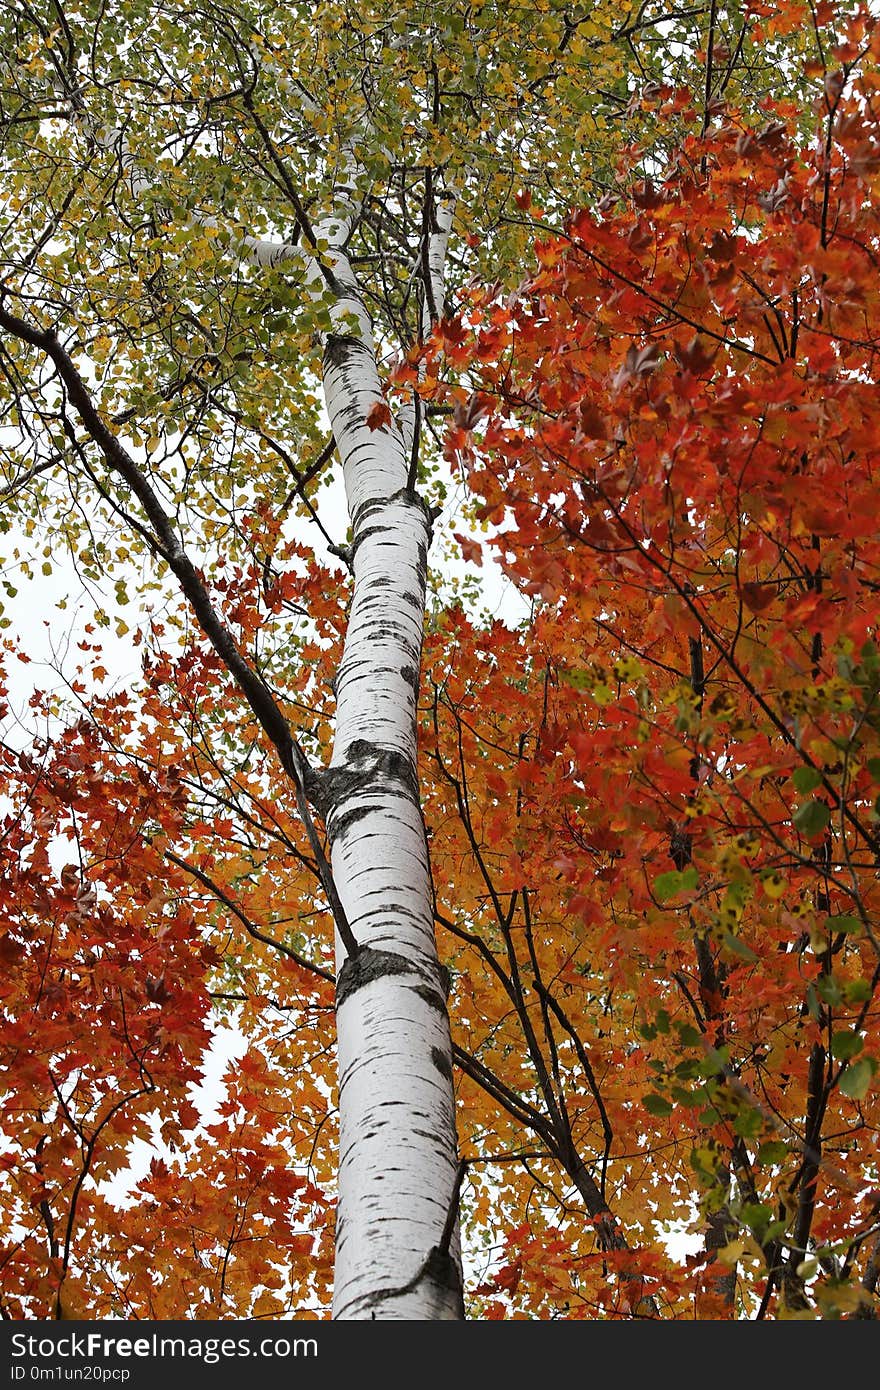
top-left (0, 0), bottom-right (813, 582)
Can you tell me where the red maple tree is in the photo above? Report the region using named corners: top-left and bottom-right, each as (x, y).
top-left (405, 13), bottom-right (880, 1317)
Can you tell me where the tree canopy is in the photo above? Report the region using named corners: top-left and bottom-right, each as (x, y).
top-left (0, 0), bottom-right (878, 1321)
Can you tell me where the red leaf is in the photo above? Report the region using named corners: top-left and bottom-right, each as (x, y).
top-left (493, 1262), bottom-right (522, 1294)
top-left (802, 505), bottom-right (842, 537)
top-left (632, 179), bottom-right (666, 209)
top-left (366, 401), bottom-right (393, 431)
top-left (145, 974), bottom-right (172, 1005)
top-left (740, 583), bottom-right (776, 613)
top-left (453, 392), bottom-right (493, 432)
top-left (673, 335), bottom-right (718, 375)
top-left (612, 342), bottom-right (662, 390)
top-left (577, 401), bottom-right (609, 440)
top-left (707, 231), bottom-right (737, 263)
top-left (454, 533), bottom-right (483, 566)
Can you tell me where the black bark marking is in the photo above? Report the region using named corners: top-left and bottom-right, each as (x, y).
top-left (336, 945), bottom-right (415, 1006)
top-left (352, 1246), bottom-right (464, 1320)
top-left (424, 1245), bottom-right (463, 1302)
top-left (388, 486), bottom-right (436, 523)
top-left (399, 664), bottom-right (418, 690)
top-left (375, 746), bottom-right (420, 794)
top-left (350, 490), bottom-right (434, 539)
top-left (416, 541), bottom-right (428, 588)
top-left (327, 801), bottom-right (375, 842)
top-left (430, 1047), bottom-right (453, 1082)
top-left (414, 983), bottom-right (446, 1013)
top-left (345, 738), bottom-right (379, 763)
top-left (350, 522), bottom-right (395, 558)
top-left (324, 333), bottom-right (364, 369)
top-left (309, 739), bottom-right (421, 823)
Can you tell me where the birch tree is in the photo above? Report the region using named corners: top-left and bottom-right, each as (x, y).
top-left (0, 0), bottom-right (834, 1319)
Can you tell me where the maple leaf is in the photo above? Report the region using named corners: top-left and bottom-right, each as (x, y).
top-left (454, 533), bottom-right (483, 566)
top-left (757, 178), bottom-right (789, 212)
top-left (493, 1261), bottom-right (523, 1294)
top-left (850, 141), bottom-right (880, 177)
top-left (577, 400), bottom-right (609, 439)
top-left (145, 974), bottom-right (172, 1005)
top-left (801, 504), bottom-right (843, 537)
top-left (707, 231), bottom-right (737, 263)
top-left (673, 336), bottom-right (718, 376)
top-left (740, 582), bottom-right (776, 613)
top-left (632, 178), bottom-right (666, 209)
top-left (612, 342), bottom-right (663, 390)
top-left (453, 392), bottom-right (493, 432)
top-left (365, 400), bottom-right (393, 431)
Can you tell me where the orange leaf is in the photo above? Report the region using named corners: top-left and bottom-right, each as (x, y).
top-left (740, 582), bottom-right (776, 613)
top-left (366, 401), bottom-right (393, 431)
top-left (454, 533), bottom-right (483, 566)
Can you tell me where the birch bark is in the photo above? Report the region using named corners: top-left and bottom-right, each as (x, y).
top-left (308, 171), bottom-right (463, 1321)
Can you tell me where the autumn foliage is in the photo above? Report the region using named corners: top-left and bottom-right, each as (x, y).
top-left (0, 557), bottom-right (343, 1317)
top-left (0, 713), bottom-right (331, 1318)
top-left (409, 21), bottom-right (880, 1318)
top-left (3, 1), bottom-right (880, 1321)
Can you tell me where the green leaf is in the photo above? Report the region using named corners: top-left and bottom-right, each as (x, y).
top-left (816, 975), bottom-right (844, 1006)
top-left (558, 667), bottom-right (592, 690)
top-left (792, 766), bottom-right (822, 792)
top-left (722, 930), bottom-right (758, 962)
top-left (673, 1058), bottom-right (702, 1080)
top-left (671, 1085), bottom-right (697, 1105)
top-left (844, 978), bottom-right (872, 1005)
top-left (653, 867), bottom-right (698, 902)
top-left (702, 1045), bottom-right (730, 1075)
top-left (793, 799), bottom-right (830, 837)
top-left (675, 1022), bottom-right (703, 1047)
top-left (838, 1057), bottom-right (876, 1100)
top-left (830, 1030), bottom-right (864, 1061)
top-left (642, 1092), bottom-right (673, 1117)
top-left (826, 914), bottom-right (860, 935)
top-left (866, 758), bottom-right (880, 781)
top-left (733, 1106), bottom-right (762, 1138)
top-left (861, 639), bottom-right (880, 673)
top-left (741, 1201), bottom-right (774, 1237)
top-left (757, 1140), bottom-right (789, 1165)
top-left (763, 1220), bottom-right (788, 1243)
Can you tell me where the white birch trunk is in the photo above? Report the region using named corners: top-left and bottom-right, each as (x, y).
top-left (304, 185), bottom-right (463, 1319)
top-left (320, 468), bottom-right (462, 1318)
